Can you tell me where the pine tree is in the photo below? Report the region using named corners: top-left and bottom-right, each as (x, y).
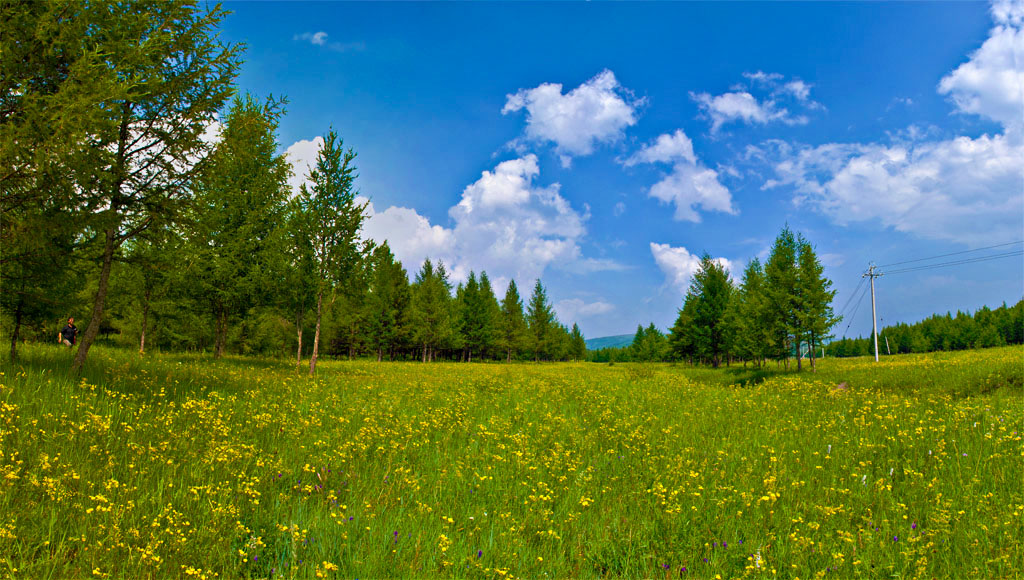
top-left (497, 279), bottom-right (526, 362)
top-left (669, 294), bottom-right (699, 363)
top-left (526, 279), bottom-right (555, 362)
top-left (796, 239), bottom-right (838, 371)
top-left (476, 272), bottom-right (501, 360)
top-left (734, 258), bottom-right (772, 367)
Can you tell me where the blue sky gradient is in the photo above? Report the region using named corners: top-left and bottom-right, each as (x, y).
top-left (217, 1), bottom-right (1023, 339)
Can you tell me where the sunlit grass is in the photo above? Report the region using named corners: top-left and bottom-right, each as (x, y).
top-left (1, 344), bottom-right (1021, 578)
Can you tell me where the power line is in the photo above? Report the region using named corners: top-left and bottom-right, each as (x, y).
top-left (841, 280), bottom-right (871, 338)
top-left (883, 250), bottom-right (1023, 275)
top-left (837, 276), bottom-right (867, 320)
top-left (877, 240), bottom-right (1023, 268)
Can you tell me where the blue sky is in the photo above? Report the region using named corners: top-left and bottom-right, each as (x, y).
top-left (218, 1), bottom-right (1023, 339)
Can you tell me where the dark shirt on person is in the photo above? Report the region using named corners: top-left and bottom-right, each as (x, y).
top-left (60, 324), bottom-right (78, 344)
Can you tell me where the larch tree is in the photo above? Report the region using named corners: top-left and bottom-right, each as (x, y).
top-left (363, 242), bottom-right (410, 362)
top-left (65, 0), bottom-right (242, 373)
top-left (295, 130), bottom-right (368, 375)
top-left (796, 238), bottom-right (838, 371)
top-left (764, 227), bottom-right (800, 368)
top-left (190, 93), bottom-right (291, 358)
top-left (497, 279), bottom-right (526, 362)
top-left (569, 323), bottom-right (587, 362)
top-left (687, 254), bottom-right (733, 368)
top-left (526, 279), bottom-right (555, 362)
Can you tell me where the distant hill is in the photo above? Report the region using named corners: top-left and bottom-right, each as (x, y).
top-left (585, 334), bottom-right (634, 350)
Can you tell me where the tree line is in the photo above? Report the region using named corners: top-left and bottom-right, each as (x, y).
top-left (591, 227), bottom-right (839, 371)
top-left (0, 0), bottom-right (588, 372)
top-left (828, 300), bottom-right (1024, 357)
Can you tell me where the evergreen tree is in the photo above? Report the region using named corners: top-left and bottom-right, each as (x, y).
top-left (669, 294), bottom-right (699, 363)
top-left (764, 227), bottom-right (800, 368)
top-left (734, 258), bottom-right (772, 367)
top-left (526, 279), bottom-right (555, 361)
top-left (688, 254), bottom-right (733, 367)
top-left (30, 0), bottom-right (246, 372)
top-left (295, 130), bottom-right (369, 375)
top-left (363, 242), bottom-right (410, 362)
top-left (476, 272), bottom-right (501, 360)
top-left (190, 94), bottom-right (291, 358)
top-left (497, 279), bottom-right (526, 362)
top-left (282, 196), bottom-right (317, 367)
top-left (569, 323), bottom-right (587, 361)
top-left (411, 259), bottom-right (454, 362)
top-left (796, 239), bottom-right (839, 371)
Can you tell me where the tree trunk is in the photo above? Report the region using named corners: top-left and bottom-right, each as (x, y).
top-left (506, 348), bottom-right (511, 363)
top-left (139, 288), bottom-right (150, 355)
top-left (73, 227), bottom-right (117, 374)
top-left (377, 347), bottom-right (382, 362)
top-left (422, 343), bottom-right (428, 363)
top-left (214, 308), bottom-right (227, 358)
top-left (809, 333), bottom-right (817, 372)
top-left (796, 338), bottom-right (802, 371)
top-left (9, 291), bottom-right (24, 363)
top-left (309, 291), bottom-right (324, 376)
top-left (295, 310), bottom-right (303, 368)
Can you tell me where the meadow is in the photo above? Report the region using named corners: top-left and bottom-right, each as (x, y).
top-left (1, 345), bottom-right (1021, 579)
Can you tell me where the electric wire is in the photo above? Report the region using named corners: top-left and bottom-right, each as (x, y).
top-left (836, 276), bottom-right (867, 320)
top-left (877, 240), bottom-right (1023, 268)
top-left (882, 250), bottom-right (1023, 275)
top-left (841, 280), bottom-right (871, 338)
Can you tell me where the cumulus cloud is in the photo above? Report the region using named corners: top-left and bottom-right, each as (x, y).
top-left (692, 91), bottom-right (807, 133)
top-left (554, 298), bottom-right (615, 325)
top-left (284, 136), bottom-right (322, 196)
top-left (624, 129), bottom-right (736, 222)
top-left (938, 0), bottom-right (1024, 130)
top-left (650, 243), bottom-right (734, 294)
top-left (502, 69), bottom-right (641, 166)
top-left (762, 134), bottom-right (1024, 246)
top-left (693, 72), bottom-right (819, 132)
top-left (286, 143), bottom-right (620, 284)
top-left (760, 1), bottom-right (1024, 246)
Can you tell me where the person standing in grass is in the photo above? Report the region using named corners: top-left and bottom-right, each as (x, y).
top-left (58, 317), bottom-right (78, 349)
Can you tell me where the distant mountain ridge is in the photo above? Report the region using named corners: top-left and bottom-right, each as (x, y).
top-left (585, 334), bottom-right (634, 350)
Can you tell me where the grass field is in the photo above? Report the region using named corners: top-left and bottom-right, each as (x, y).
top-left (1, 344), bottom-right (1021, 579)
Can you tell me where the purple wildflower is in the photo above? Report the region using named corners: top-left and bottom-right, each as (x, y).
top-left (478, 550), bottom-right (483, 558)
top-left (911, 522), bottom-right (917, 530)
top-left (663, 564), bottom-right (670, 570)
top-left (893, 536), bottom-right (899, 542)
top-left (722, 542), bottom-right (727, 548)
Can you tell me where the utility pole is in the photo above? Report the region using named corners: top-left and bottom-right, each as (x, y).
top-left (862, 264), bottom-right (883, 362)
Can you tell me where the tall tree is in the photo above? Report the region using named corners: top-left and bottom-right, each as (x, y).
top-left (764, 227), bottom-right (800, 368)
top-left (497, 279), bottom-right (526, 362)
top-left (296, 130), bottom-right (368, 375)
top-left (190, 93), bottom-right (291, 358)
top-left (410, 259), bottom-right (454, 362)
top-left (363, 242), bottom-right (410, 362)
top-left (687, 254), bottom-right (733, 368)
top-left (669, 294), bottom-right (699, 364)
top-left (796, 239), bottom-right (839, 371)
top-left (526, 279), bottom-right (555, 362)
top-left (733, 258), bottom-right (772, 367)
top-left (282, 195), bottom-right (317, 368)
top-left (569, 323), bottom-right (587, 362)
top-left (63, 0), bottom-right (242, 373)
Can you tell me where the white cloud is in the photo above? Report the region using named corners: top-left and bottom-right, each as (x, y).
top-left (554, 298), bottom-right (614, 324)
top-left (613, 201), bottom-right (626, 216)
top-left (285, 144), bottom-right (621, 284)
top-left (760, 2), bottom-right (1024, 247)
top-left (284, 136), bottom-right (322, 196)
top-left (295, 31), bottom-right (328, 46)
top-left (502, 69), bottom-right (641, 166)
top-left (763, 134), bottom-right (1024, 246)
top-left (293, 31), bottom-right (365, 52)
top-left (361, 202), bottom-right (455, 273)
top-left (650, 243), bottom-right (734, 294)
top-left (692, 91), bottom-right (807, 133)
top-left (625, 130), bottom-right (736, 222)
top-left (693, 72), bottom-right (820, 132)
top-left (623, 129), bottom-right (695, 166)
top-left (938, 1), bottom-right (1024, 130)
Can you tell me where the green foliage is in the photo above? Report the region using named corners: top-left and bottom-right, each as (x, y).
top-left (497, 280), bottom-right (527, 362)
top-left (526, 279), bottom-right (555, 361)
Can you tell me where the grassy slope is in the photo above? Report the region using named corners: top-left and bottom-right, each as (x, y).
top-left (1, 345), bottom-right (1021, 579)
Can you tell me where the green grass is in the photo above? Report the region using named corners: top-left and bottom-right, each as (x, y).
top-left (1, 344), bottom-right (1021, 579)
